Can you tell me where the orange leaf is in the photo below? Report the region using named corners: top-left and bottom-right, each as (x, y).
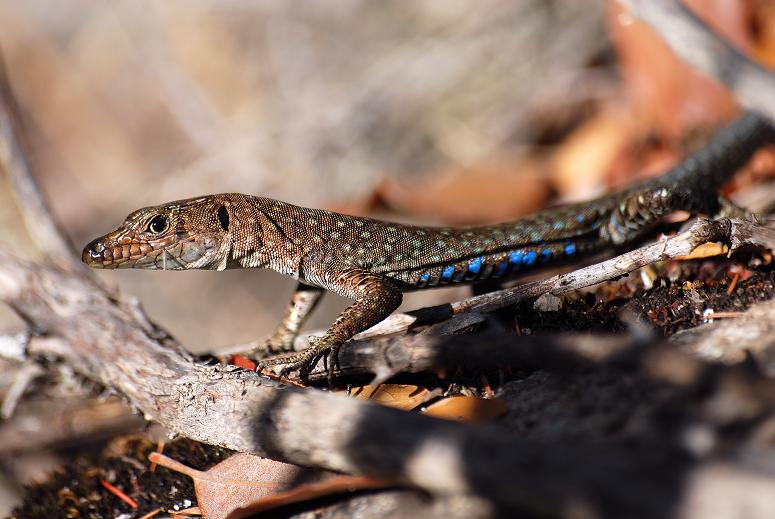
top-left (679, 242), bottom-right (728, 260)
top-left (608, 0), bottom-right (744, 136)
top-left (350, 384), bottom-right (431, 410)
top-left (375, 157), bottom-right (550, 225)
top-left (423, 396), bottom-right (508, 423)
top-left (753, 2), bottom-right (775, 67)
top-left (550, 111), bottom-right (637, 198)
top-left (149, 452), bottom-right (390, 519)
top-left (229, 355), bottom-right (257, 371)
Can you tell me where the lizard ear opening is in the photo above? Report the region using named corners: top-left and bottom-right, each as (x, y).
top-left (217, 205), bottom-right (230, 231)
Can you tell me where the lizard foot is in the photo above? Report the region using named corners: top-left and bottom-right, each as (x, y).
top-left (257, 336), bottom-right (340, 385)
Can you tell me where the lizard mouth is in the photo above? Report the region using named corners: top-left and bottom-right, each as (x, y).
top-left (82, 236), bottom-right (158, 269)
top-left (82, 234), bottom-right (217, 270)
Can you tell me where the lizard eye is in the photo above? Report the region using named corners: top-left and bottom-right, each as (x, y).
top-left (146, 214), bottom-right (169, 234)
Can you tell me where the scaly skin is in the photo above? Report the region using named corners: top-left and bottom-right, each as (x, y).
top-left (82, 112), bottom-right (775, 380)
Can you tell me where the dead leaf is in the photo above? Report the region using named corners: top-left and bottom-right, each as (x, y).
top-left (374, 155), bottom-right (550, 225)
top-left (350, 384), bottom-right (432, 410)
top-left (551, 110), bottom-right (637, 199)
top-left (423, 396), bottom-right (508, 423)
top-left (679, 242), bottom-right (728, 260)
top-left (228, 355), bottom-right (257, 371)
top-left (608, 0), bottom-right (749, 137)
top-left (149, 452), bottom-right (390, 519)
top-left (754, 1), bottom-right (775, 67)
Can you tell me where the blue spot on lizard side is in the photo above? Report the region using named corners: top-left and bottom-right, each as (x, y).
top-left (508, 251), bottom-right (524, 268)
top-left (467, 256), bottom-right (482, 275)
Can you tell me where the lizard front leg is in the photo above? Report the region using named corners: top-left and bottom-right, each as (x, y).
top-left (249, 281), bottom-right (324, 357)
top-left (258, 269), bottom-right (403, 381)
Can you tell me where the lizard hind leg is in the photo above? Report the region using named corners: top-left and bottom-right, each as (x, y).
top-left (258, 270), bottom-right (403, 384)
top-left (248, 282), bottom-right (324, 358)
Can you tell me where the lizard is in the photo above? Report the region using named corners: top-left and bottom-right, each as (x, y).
top-left (82, 112), bottom-right (775, 380)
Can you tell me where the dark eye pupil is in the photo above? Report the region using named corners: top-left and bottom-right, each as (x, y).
top-left (148, 215), bottom-right (168, 234)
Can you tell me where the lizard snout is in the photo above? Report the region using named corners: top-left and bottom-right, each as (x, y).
top-left (82, 238), bottom-right (107, 267)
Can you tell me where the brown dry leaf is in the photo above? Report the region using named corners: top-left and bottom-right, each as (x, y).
top-left (170, 507), bottom-right (202, 518)
top-left (550, 110), bottom-right (638, 199)
top-left (350, 384), bottom-right (431, 410)
top-left (608, 0), bottom-right (747, 137)
top-left (375, 155), bottom-right (550, 225)
top-left (149, 452), bottom-right (390, 519)
top-left (679, 242), bottom-right (728, 260)
top-left (754, 2), bottom-right (775, 67)
top-left (423, 396), bottom-right (508, 423)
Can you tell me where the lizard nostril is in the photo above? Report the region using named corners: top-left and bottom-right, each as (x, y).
top-left (88, 240), bottom-right (105, 258)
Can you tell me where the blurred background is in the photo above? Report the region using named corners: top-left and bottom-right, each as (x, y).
top-left (1, 0), bottom-right (774, 514)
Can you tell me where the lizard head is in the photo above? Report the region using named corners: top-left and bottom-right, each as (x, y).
top-left (82, 195), bottom-right (233, 270)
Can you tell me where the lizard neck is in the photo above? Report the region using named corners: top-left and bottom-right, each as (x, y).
top-left (226, 197), bottom-right (304, 278)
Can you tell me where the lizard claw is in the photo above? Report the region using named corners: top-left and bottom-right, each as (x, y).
top-left (256, 336), bottom-right (340, 385)
top-left (325, 343), bottom-right (343, 387)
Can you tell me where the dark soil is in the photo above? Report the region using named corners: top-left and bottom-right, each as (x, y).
top-left (11, 437), bottom-right (232, 519)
